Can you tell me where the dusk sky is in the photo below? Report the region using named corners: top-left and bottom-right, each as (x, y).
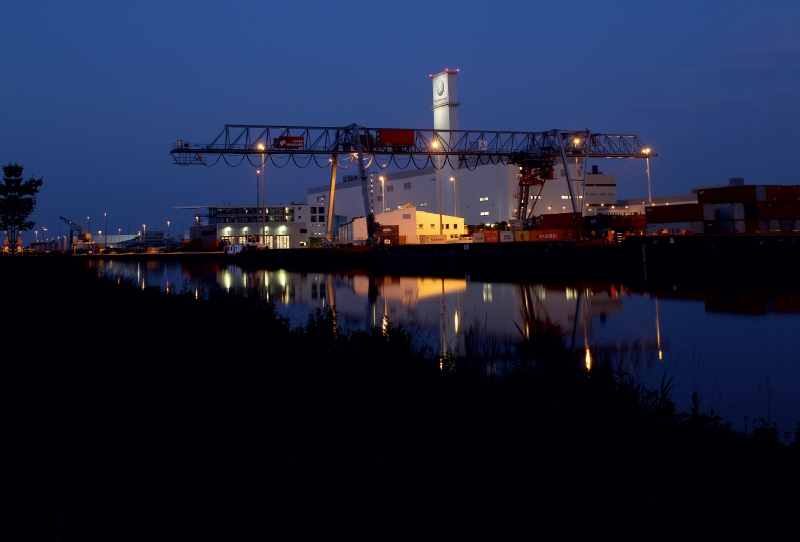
top-left (3, 1), bottom-right (799, 241)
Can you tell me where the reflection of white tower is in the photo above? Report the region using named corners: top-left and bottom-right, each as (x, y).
top-left (430, 69), bottom-right (460, 131)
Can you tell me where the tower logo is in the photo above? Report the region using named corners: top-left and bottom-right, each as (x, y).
top-left (437, 79), bottom-right (445, 96)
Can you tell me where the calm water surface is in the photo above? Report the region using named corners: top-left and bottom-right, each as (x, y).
top-left (91, 259), bottom-right (800, 434)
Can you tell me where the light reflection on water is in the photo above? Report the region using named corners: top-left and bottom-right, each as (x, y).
top-left (90, 259), bottom-right (800, 434)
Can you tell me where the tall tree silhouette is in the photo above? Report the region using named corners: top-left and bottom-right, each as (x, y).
top-left (1, 163), bottom-right (43, 254)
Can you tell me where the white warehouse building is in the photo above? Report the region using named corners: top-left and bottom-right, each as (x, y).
top-left (308, 69), bottom-right (620, 232)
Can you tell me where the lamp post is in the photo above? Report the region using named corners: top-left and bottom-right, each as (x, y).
top-left (259, 144), bottom-right (266, 246)
top-left (643, 148), bottom-right (653, 206)
top-left (43, 227), bottom-right (47, 243)
top-left (118, 228), bottom-right (121, 248)
top-left (142, 224), bottom-right (146, 252)
top-left (166, 221), bottom-right (170, 252)
top-left (433, 140), bottom-right (442, 235)
top-left (256, 169), bottom-right (260, 209)
top-left (104, 212), bottom-right (108, 247)
top-left (450, 176), bottom-right (457, 217)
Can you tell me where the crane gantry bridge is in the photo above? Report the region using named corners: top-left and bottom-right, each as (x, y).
top-left (171, 124), bottom-right (656, 239)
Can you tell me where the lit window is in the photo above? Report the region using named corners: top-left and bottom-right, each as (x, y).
top-left (480, 211), bottom-right (489, 216)
top-left (479, 197), bottom-right (489, 202)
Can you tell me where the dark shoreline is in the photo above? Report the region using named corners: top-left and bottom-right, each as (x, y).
top-left (9, 254), bottom-right (797, 538)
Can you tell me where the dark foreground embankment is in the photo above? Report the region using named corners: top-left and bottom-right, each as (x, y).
top-left (6, 256), bottom-right (798, 540)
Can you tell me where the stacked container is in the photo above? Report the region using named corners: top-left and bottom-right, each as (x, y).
top-left (645, 204), bottom-right (704, 234)
top-left (698, 185), bottom-right (799, 233)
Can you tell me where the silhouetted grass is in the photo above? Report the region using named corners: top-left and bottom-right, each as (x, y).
top-left (5, 256), bottom-right (798, 539)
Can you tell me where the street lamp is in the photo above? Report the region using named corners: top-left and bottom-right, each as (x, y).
top-left (433, 140), bottom-right (442, 235)
top-left (258, 144), bottom-right (266, 246)
top-left (104, 213), bottom-right (108, 247)
top-left (166, 221), bottom-right (170, 252)
top-left (255, 169), bottom-right (260, 208)
top-left (87, 216), bottom-right (91, 236)
top-left (143, 224), bottom-right (146, 252)
top-left (450, 176), bottom-right (457, 217)
top-left (643, 148), bottom-right (653, 206)
top-left (43, 227), bottom-right (47, 243)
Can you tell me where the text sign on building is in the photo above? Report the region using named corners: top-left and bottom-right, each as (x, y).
top-left (273, 136), bottom-right (304, 149)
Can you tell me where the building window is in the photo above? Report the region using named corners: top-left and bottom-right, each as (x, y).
top-left (404, 182), bottom-right (412, 190)
top-left (403, 214), bottom-right (411, 219)
top-left (318, 214), bottom-right (325, 222)
top-left (418, 224), bottom-right (423, 229)
top-left (445, 224), bottom-right (450, 229)
top-left (377, 195), bottom-right (383, 201)
top-left (430, 224), bottom-right (435, 228)
top-left (276, 235), bottom-right (290, 249)
top-left (479, 197), bottom-right (489, 202)
top-left (386, 185), bottom-right (394, 192)
top-left (318, 207), bottom-right (324, 215)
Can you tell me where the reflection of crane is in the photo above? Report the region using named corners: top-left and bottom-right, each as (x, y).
top-left (59, 216), bottom-right (91, 253)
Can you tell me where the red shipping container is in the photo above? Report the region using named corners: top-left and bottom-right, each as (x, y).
top-left (376, 129), bottom-right (416, 147)
top-left (484, 231), bottom-right (500, 243)
top-left (776, 185), bottom-right (798, 202)
top-left (697, 186), bottom-right (756, 204)
top-left (757, 202), bottom-right (780, 219)
top-left (765, 185), bottom-right (779, 201)
top-left (531, 229), bottom-right (564, 241)
top-left (778, 202), bottom-right (797, 218)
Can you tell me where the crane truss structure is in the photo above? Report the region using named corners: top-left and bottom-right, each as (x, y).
top-left (170, 124), bottom-right (657, 235)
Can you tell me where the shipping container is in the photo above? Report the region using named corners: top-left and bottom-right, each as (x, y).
top-left (778, 202), bottom-right (797, 218)
top-left (646, 222), bottom-right (693, 235)
top-left (513, 231), bottom-right (530, 242)
top-left (509, 219), bottom-right (533, 231)
top-left (732, 203), bottom-right (746, 220)
top-left (704, 220), bottom-right (735, 234)
top-left (646, 204), bottom-right (702, 223)
top-left (375, 129), bottom-right (415, 147)
top-left (692, 221), bottom-right (705, 234)
top-left (776, 185), bottom-right (798, 201)
top-left (531, 229), bottom-right (564, 241)
top-left (472, 233), bottom-right (485, 243)
top-left (757, 202), bottom-right (780, 220)
top-left (697, 185), bottom-right (756, 204)
top-left (780, 220), bottom-right (795, 233)
top-left (419, 234), bottom-right (447, 244)
top-left (499, 231), bottom-right (514, 243)
top-left (484, 231), bottom-right (500, 243)
top-left (702, 203), bottom-right (715, 221)
top-left (757, 220), bottom-right (770, 232)
top-left (540, 212), bottom-right (583, 229)
top-left (755, 185), bottom-right (767, 202)
top-left (769, 219), bottom-right (781, 232)
top-left (714, 203), bottom-right (735, 221)
top-left (765, 185), bottom-right (779, 201)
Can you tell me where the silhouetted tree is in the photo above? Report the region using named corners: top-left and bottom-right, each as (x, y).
top-left (1, 163), bottom-right (43, 254)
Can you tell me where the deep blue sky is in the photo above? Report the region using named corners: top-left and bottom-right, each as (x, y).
top-left (3, 1), bottom-right (799, 241)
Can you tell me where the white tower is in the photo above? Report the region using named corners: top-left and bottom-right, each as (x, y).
top-left (430, 69), bottom-right (460, 131)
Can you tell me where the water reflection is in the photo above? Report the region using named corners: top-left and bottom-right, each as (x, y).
top-left (89, 259), bottom-right (800, 432)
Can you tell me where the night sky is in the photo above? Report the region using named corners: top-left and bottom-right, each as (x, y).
top-left (3, 1), bottom-right (799, 242)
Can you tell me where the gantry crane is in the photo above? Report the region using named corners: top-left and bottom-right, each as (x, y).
top-left (170, 124), bottom-right (657, 238)
top-left (59, 216), bottom-right (91, 253)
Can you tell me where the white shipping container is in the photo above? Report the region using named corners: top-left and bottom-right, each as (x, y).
top-left (769, 219), bottom-right (781, 232)
top-left (473, 233), bottom-right (485, 243)
top-left (734, 220), bottom-right (746, 233)
top-left (646, 222), bottom-right (693, 235)
top-left (732, 203), bottom-right (746, 220)
top-left (794, 219), bottom-right (800, 232)
top-left (499, 231), bottom-right (514, 242)
top-left (702, 203), bottom-right (715, 221)
top-left (419, 235), bottom-right (447, 245)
